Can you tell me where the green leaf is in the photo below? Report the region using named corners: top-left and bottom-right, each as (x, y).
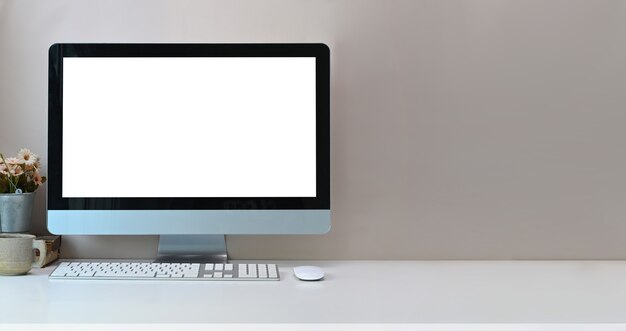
top-left (24, 181), bottom-right (34, 193)
top-left (0, 179), bottom-right (8, 193)
top-left (16, 175), bottom-right (27, 190)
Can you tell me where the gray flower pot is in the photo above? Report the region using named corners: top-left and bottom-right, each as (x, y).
top-left (0, 193), bottom-right (35, 233)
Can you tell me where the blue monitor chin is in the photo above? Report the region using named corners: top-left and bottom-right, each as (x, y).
top-left (47, 43), bottom-right (331, 262)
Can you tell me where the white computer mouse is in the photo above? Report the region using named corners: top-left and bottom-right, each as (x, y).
top-left (293, 266), bottom-right (325, 281)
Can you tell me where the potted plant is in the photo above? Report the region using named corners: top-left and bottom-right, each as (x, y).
top-left (0, 149), bottom-right (46, 233)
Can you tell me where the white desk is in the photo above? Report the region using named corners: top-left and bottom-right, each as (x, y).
top-left (2, 260), bottom-right (626, 323)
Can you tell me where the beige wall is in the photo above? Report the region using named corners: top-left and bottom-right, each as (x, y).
top-left (3, 0), bottom-right (626, 259)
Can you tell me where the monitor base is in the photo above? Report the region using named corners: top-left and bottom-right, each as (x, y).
top-left (155, 235), bottom-right (227, 263)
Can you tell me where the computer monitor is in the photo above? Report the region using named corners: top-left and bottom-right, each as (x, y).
top-left (47, 43), bottom-right (330, 262)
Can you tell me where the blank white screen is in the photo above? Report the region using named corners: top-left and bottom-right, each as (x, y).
top-left (62, 57), bottom-right (316, 198)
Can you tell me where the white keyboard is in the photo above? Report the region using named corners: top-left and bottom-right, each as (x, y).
top-left (49, 262), bottom-right (280, 281)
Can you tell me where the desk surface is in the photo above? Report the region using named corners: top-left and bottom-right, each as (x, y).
top-left (2, 260), bottom-right (626, 323)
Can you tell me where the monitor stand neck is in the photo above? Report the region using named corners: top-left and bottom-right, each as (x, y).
top-left (154, 235), bottom-right (228, 263)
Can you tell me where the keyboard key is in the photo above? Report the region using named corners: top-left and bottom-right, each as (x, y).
top-left (50, 269), bottom-right (68, 277)
top-left (205, 264), bottom-right (214, 271)
top-left (238, 264), bottom-right (247, 275)
top-left (268, 264), bottom-right (278, 278)
top-left (215, 264), bottom-right (224, 271)
top-left (214, 272), bottom-right (223, 278)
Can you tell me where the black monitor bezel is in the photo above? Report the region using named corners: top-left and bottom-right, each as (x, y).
top-left (48, 43), bottom-right (330, 210)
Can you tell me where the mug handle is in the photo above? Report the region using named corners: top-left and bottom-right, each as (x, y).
top-left (32, 239), bottom-right (47, 268)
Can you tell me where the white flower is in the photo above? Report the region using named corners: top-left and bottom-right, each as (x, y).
top-left (33, 173), bottom-right (43, 186)
top-left (10, 164), bottom-right (24, 176)
top-left (5, 157), bottom-right (20, 165)
top-left (17, 148), bottom-right (38, 166)
top-left (0, 163), bottom-right (7, 175)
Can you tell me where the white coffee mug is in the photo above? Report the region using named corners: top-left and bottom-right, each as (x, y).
top-left (0, 234), bottom-right (46, 275)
